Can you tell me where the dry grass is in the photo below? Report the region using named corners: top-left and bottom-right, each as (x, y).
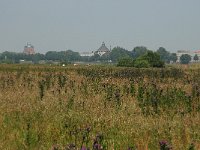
top-left (0, 64), bottom-right (200, 150)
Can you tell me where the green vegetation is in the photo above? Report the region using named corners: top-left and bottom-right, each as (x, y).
top-left (0, 46), bottom-right (178, 66)
top-left (132, 46), bottom-right (148, 59)
top-left (134, 59), bottom-right (150, 68)
top-left (193, 54), bottom-right (199, 62)
top-left (180, 54), bottom-right (192, 64)
top-left (170, 53), bottom-right (178, 63)
top-left (117, 57), bottom-right (134, 67)
top-left (156, 47), bottom-right (170, 63)
top-left (0, 50), bottom-right (80, 64)
top-left (117, 50), bottom-right (164, 68)
top-left (0, 64), bottom-right (200, 149)
top-left (109, 47), bottom-right (132, 62)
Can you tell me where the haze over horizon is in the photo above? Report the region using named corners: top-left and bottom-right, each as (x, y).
top-left (0, 0), bottom-right (200, 53)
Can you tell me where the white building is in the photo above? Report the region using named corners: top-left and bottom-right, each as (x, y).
top-left (80, 51), bottom-right (94, 57)
top-left (79, 42), bottom-right (111, 57)
top-left (176, 50), bottom-right (200, 63)
top-left (176, 50), bottom-right (194, 62)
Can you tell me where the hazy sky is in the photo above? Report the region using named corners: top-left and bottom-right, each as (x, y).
top-left (0, 0), bottom-right (200, 53)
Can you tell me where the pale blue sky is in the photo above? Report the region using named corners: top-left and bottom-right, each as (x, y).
top-left (0, 0), bottom-right (200, 53)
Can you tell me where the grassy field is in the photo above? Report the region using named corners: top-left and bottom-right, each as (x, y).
top-left (0, 64), bottom-right (200, 150)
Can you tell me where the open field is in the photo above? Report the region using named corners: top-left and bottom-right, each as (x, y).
top-left (0, 64), bottom-right (200, 150)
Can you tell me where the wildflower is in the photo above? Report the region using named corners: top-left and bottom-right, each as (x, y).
top-left (93, 134), bottom-right (104, 150)
top-left (93, 143), bottom-right (103, 150)
top-left (127, 146), bottom-right (135, 150)
top-left (94, 134), bottom-right (103, 144)
top-left (159, 140), bottom-right (172, 150)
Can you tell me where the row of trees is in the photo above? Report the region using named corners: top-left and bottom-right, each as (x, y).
top-left (86, 46), bottom-right (178, 64)
top-left (0, 46), bottom-right (196, 66)
top-left (117, 50), bottom-right (165, 68)
top-left (0, 50), bottom-right (81, 64)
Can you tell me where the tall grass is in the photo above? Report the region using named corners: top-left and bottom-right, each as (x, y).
top-left (0, 64), bottom-right (200, 149)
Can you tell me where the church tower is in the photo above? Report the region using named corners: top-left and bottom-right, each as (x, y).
top-left (23, 43), bottom-right (35, 55)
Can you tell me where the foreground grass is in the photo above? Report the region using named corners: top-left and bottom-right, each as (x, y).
top-left (0, 64), bottom-right (200, 150)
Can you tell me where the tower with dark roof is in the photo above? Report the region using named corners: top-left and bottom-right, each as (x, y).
top-left (96, 42), bottom-right (110, 56)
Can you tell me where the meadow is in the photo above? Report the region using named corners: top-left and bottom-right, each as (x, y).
top-left (0, 64), bottom-right (200, 150)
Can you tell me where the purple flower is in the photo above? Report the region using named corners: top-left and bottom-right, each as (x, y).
top-left (127, 146), bottom-right (135, 150)
top-left (93, 143), bottom-right (102, 150)
top-left (159, 140), bottom-right (172, 150)
top-left (159, 140), bottom-right (168, 146)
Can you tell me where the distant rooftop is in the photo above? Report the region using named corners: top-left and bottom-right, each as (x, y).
top-left (194, 50), bottom-right (200, 53)
top-left (177, 50), bottom-right (191, 53)
top-left (24, 43), bottom-right (34, 48)
top-left (97, 42), bottom-right (110, 52)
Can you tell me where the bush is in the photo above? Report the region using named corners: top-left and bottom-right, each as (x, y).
top-left (134, 59), bottom-right (150, 68)
top-left (117, 58), bottom-right (134, 67)
top-left (140, 51), bottom-right (164, 67)
top-left (180, 54), bottom-right (191, 64)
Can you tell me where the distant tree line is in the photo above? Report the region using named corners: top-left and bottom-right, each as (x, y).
top-left (0, 46), bottom-right (179, 67)
top-left (0, 50), bottom-right (81, 64)
top-left (109, 46), bottom-right (177, 68)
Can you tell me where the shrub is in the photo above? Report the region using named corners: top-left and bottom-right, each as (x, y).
top-left (134, 59), bottom-right (150, 68)
top-left (117, 58), bottom-right (134, 67)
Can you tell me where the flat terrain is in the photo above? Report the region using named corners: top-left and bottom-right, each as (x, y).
top-left (0, 64), bottom-right (200, 150)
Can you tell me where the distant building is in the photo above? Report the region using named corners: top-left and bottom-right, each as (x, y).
top-left (95, 42), bottom-right (110, 56)
top-left (79, 42), bottom-right (111, 57)
top-left (23, 43), bottom-right (35, 55)
top-left (176, 50), bottom-right (195, 62)
top-left (19, 60), bottom-right (33, 64)
top-left (80, 51), bottom-right (94, 57)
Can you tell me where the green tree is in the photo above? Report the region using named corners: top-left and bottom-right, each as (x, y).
top-left (89, 53), bottom-right (100, 62)
top-left (132, 46), bottom-right (148, 59)
top-left (180, 54), bottom-right (191, 64)
top-left (116, 50), bottom-right (164, 68)
top-left (139, 51), bottom-right (164, 67)
top-left (117, 57), bottom-right (134, 67)
top-left (45, 50), bottom-right (80, 62)
top-left (193, 54), bottom-right (199, 62)
top-left (0, 51), bottom-right (20, 63)
top-left (45, 51), bottom-right (60, 61)
top-left (156, 47), bottom-right (170, 63)
top-left (134, 59), bottom-right (150, 68)
top-left (32, 53), bottom-right (45, 64)
top-left (110, 47), bottom-right (132, 62)
top-left (170, 53), bottom-right (177, 63)
top-left (63, 50), bottom-right (81, 62)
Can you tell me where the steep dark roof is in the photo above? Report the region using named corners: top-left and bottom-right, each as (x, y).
top-left (97, 42), bottom-right (110, 52)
